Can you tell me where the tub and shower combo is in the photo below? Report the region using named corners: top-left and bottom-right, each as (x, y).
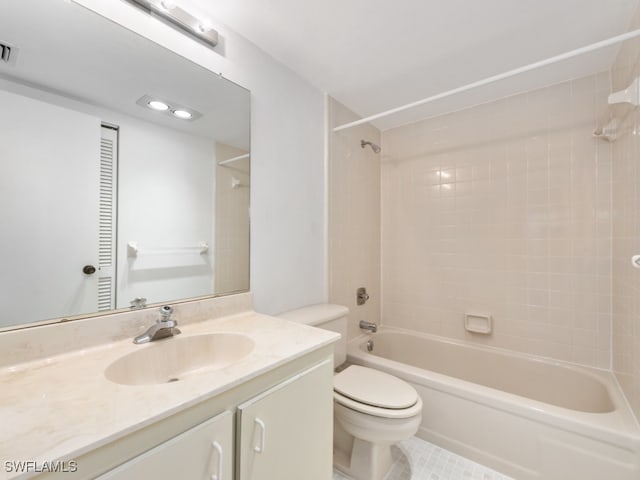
top-left (347, 327), bottom-right (640, 479)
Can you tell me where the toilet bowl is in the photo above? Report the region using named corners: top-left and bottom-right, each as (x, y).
top-left (332, 364), bottom-right (422, 480)
top-left (277, 304), bottom-right (423, 480)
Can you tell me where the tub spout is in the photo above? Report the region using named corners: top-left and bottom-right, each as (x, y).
top-left (359, 320), bottom-right (377, 333)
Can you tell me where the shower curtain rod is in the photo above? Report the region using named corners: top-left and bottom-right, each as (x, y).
top-left (333, 28), bottom-right (640, 132)
top-left (218, 153), bottom-right (250, 166)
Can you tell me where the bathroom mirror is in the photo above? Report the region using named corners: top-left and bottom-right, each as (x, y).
top-left (0, 0), bottom-right (250, 330)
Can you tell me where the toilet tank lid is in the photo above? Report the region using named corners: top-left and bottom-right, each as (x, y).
top-left (277, 304), bottom-right (349, 326)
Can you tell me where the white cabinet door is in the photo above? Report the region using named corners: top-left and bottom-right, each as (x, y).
top-left (97, 410), bottom-right (233, 480)
top-left (237, 359), bottom-right (334, 480)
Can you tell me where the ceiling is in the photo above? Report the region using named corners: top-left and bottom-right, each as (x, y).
top-left (185, 0), bottom-right (639, 130)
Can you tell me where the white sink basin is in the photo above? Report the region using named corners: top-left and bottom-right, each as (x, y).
top-left (105, 333), bottom-right (255, 386)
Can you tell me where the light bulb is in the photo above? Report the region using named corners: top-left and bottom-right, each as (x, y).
top-left (172, 109), bottom-right (192, 120)
top-left (148, 100), bottom-right (169, 111)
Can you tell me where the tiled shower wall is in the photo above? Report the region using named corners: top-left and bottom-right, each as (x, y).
top-left (328, 98), bottom-right (381, 341)
top-left (612, 8), bottom-right (640, 420)
top-left (381, 73), bottom-right (613, 368)
top-left (215, 143), bottom-right (250, 294)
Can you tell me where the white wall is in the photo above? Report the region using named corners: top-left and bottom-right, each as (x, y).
top-left (73, 0), bottom-right (327, 315)
top-left (116, 117), bottom-right (216, 308)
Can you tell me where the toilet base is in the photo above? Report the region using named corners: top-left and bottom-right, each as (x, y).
top-left (353, 439), bottom-right (395, 480)
top-left (334, 439), bottom-right (393, 480)
top-left (333, 418), bottom-right (394, 480)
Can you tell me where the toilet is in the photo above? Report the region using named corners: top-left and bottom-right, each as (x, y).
top-left (278, 304), bottom-right (422, 480)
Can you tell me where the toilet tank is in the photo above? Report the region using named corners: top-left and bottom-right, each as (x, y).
top-left (277, 304), bottom-right (349, 366)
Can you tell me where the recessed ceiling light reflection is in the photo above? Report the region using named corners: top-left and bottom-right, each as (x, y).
top-left (172, 109), bottom-right (193, 120)
top-left (136, 95), bottom-right (202, 121)
top-left (148, 100), bottom-right (169, 111)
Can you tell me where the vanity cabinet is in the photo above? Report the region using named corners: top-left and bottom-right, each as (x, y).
top-left (236, 359), bottom-right (333, 480)
top-left (81, 355), bottom-right (333, 480)
top-left (96, 410), bottom-right (233, 480)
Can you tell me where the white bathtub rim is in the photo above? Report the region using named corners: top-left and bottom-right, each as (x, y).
top-left (347, 328), bottom-right (640, 450)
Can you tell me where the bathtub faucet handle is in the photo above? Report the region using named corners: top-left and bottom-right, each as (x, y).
top-left (356, 287), bottom-right (370, 305)
top-left (359, 320), bottom-right (377, 333)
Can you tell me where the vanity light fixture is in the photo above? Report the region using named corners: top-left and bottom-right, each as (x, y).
top-left (136, 95), bottom-right (202, 122)
top-left (0, 42), bottom-right (12, 63)
top-left (0, 40), bottom-right (18, 66)
top-left (125, 0), bottom-right (219, 49)
top-left (159, 0), bottom-right (175, 10)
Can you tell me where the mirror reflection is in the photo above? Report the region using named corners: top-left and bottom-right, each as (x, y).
top-left (0, 0), bottom-right (251, 330)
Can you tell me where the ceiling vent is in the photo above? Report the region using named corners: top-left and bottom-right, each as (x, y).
top-left (0, 42), bottom-right (15, 64)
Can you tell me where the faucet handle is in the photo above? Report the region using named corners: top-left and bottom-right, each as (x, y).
top-left (159, 305), bottom-right (174, 322)
top-left (129, 297), bottom-right (147, 309)
top-left (356, 287), bottom-right (370, 305)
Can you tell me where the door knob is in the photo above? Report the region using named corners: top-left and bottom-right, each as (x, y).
top-left (82, 265), bottom-right (96, 275)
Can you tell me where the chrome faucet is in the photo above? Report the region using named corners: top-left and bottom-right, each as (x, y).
top-left (133, 305), bottom-right (181, 344)
top-left (359, 320), bottom-right (377, 333)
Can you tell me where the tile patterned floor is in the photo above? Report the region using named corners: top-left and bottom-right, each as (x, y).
top-left (332, 436), bottom-right (513, 480)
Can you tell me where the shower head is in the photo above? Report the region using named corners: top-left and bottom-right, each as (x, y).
top-left (361, 139), bottom-right (381, 153)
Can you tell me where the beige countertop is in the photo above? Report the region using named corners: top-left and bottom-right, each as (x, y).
top-left (0, 310), bottom-right (338, 479)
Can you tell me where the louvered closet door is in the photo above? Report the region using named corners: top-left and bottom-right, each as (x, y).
top-left (97, 126), bottom-right (117, 312)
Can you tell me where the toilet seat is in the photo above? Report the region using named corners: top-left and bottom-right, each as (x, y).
top-left (333, 365), bottom-right (421, 419)
top-left (334, 390), bottom-right (423, 419)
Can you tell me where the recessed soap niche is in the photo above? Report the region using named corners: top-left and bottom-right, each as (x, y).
top-left (465, 313), bottom-right (492, 334)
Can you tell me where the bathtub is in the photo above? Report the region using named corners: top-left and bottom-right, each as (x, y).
top-left (347, 327), bottom-right (640, 480)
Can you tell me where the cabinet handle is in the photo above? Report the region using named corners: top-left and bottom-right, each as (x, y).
top-left (253, 418), bottom-right (266, 454)
top-left (211, 441), bottom-right (223, 480)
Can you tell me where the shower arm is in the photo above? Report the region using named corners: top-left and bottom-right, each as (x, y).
top-left (361, 139), bottom-right (381, 153)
